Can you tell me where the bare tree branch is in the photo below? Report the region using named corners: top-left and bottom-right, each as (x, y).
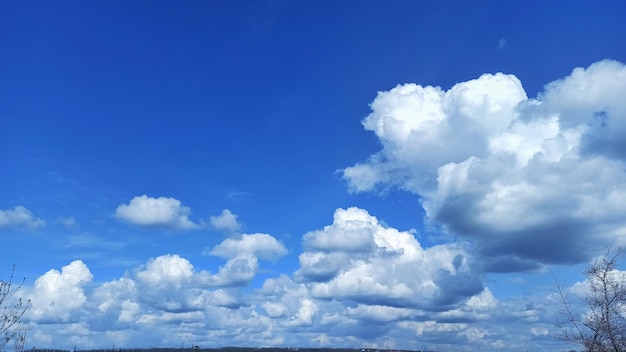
top-left (1, 265), bottom-right (30, 352)
top-left (553, 249), bottom-right (626, 352)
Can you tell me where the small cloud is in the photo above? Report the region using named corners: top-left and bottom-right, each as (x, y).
top-left (59, 233), bottom-right (125, 251)
top-left (57, 216), bottom-right (78, 229)
top-left (115, 195), bottom-right (200, 231)
top-left (530, 327), bottom-right (549, 336)
top-left (498, 37), bottom-right (507, 50)
top-left (209, 233), bottom-right (288, 260)
top-left (225, 190), bottom-right (253, 203)
top-left (210, 209), bottom-right (242, 234)
top-left (0, 205), bottom-right (46, 230)
top-left (507, 276), bottom-right (525, 285)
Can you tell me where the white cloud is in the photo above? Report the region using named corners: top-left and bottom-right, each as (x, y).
top-left (88, 253), bottom-right (257, 333)
top-left (130, 254), bottom-right (212, 313)
top-left (198, 253), bottom-right (259, 287)
top-left (343, 60), bottom-right (626, 270)
top-left (27, 260), bottom-right (93, 322)
top-left (136, 254), bottom-right (194, 288)
top-left (257, 274), bottom-right (314, 322)
top-left (288, 299), bottom-right (318, 326)
top-left (18, 234), bottom-right (566, 352)
top-left (209, 233), bottom-right (288, 260)
top-left (118, 300), bottom-right (141, 323)
top-left (115, 195), bottom-right (200, 230)
top-left (83, 280), bottom-right (133, 333)
top-left (296, 207), bottom-right (484, 311)
top-left (210, 209), bottom-right (242, 234)
top-left (261, 301), bottom-right (289, 318)
top-left (0, 206), bottom-right (45, 230)
top-left (93, 277), bottom-right (137, 313)
top-left (302, 207), bottom-right (377, 252)
top-left (344, 72), bottom-right (526, 193)
top-left (19, 181), bottom-right (600, 352)
top-left (203, 289), bottom-right (243, 308)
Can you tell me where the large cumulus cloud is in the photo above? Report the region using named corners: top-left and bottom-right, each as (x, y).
top-left (27, 260), bottom-right (93, 322)
top-left (342, 60), bottom-right (626, 271)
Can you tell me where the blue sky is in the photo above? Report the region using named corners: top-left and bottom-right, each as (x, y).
top-left (2, 1), bottom-right (626, 351)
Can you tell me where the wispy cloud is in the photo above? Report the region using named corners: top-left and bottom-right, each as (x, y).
top-left (498, 37), bottom-right (507, 50)
top-left (0, 206), bottom-right (45, 230)
top-left (57, 216), bottom-right (78, 229)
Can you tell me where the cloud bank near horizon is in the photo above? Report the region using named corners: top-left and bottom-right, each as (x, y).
top-left (21, 206), bottom-right (508, 351)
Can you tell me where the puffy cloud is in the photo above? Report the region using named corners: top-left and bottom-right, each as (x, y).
top-left (199, 253), bottom-right (259, 287)
top-left (201, 231), bottom-right (287, 287)
top-left (344, 72), bottom-right (526, 194)
top-left (302, 208), bottom-right (377, 252)
top-left (27, 260), bottom-right (93, 322)
top-left (18, 241), bottom-right (563, 352)
top-left (92, 277), bottom-right (137, 314)
top-left (115, 195), bottom-right (200, 230)
top-left (203, 289), bottom-right (244, 308)
top-left (296, 207), bottom-right (484, 311)
top-left (261, 301), bottom-right (289, 318)
top-left (72, 277), bottom-right (136, 332)
top-left (0, 206), bottom-right (45, 230)
top-left (133, 254), bottom-right (208, 312)
top-left (200, 229), bottom-right (289, 287)
top-left (288, 299), bottom-right (318, 326)
top-left (17, 209), bottom-right (575, 352)
top-left (257, 274), bottom-right (314, 321)
top-left (136, 254), bottom-right (194, 288)
top-left (343, 60), bottom-right (626, 270)
top-left (209, 233), bottom-right (288, 260)
top-left (88, 253), bottom-right (257, 332)
top-left (210, 209), bottom-right (242, 234)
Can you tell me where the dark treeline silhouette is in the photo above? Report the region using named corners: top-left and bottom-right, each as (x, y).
top-left (30, 347), bottom-right (432, 352)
